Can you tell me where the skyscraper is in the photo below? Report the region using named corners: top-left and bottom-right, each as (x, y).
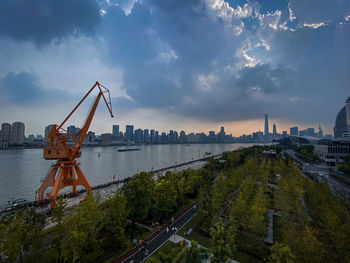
top-left (290, 126), bottom-right (298, 136)
top-left (45, 124), bottom-right (54, 139)
top-left (150, 129), bottom-right (155, 143)
top-left (1, 123), bottom-right (11, 142)
top-left (273, 123), bottom-right (277, 138)
top-left (144, 129), bottom-right (150, 143)
top-left (264, 114), bottom-right (269, 137)
top-left (134, 129), bottom-right (143, 143)
top-left (125, 125), bottom-right (134, 141)
top-left (11, 122), bottom-right (25, 144)
top-left (112, 125), bottom-right (119, 136)
top-left (318, 122), bottom-right (323, 138)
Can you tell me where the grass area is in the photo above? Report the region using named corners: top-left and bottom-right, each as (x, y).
top-left (273, 216), bottom-right (283, 243)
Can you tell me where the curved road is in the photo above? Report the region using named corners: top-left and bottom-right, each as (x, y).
top-left (113, 204), bottom-right (198, 263)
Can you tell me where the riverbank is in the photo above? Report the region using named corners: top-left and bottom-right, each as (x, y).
top-left (0, 154), bottom-right (219, 214)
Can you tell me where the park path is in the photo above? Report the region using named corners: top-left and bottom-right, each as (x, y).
top-left (112, 202), bottom-right (198, 263)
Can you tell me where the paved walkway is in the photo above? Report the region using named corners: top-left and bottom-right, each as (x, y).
top-left (112, 202), bottom-right (198, 263)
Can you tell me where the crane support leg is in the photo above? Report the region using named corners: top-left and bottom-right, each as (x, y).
top-left (37, 160), bottom-right (91, 209)
top-left (38, 164), bottom-right (59, 202)
top-left (74, 165), bottom-right (91, 194)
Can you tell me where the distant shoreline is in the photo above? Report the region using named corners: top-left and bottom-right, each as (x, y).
top-left (0, 141), bottom-right (267, 151)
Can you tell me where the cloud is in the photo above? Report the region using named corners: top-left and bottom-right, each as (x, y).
top-left (0, 71), bottom-right (68, 104)
top-left (0, 0), bottom-right (101, 45)
top-left (1, 0), bottom-right (349, 135)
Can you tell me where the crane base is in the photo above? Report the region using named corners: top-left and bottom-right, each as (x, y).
top-left (37, 160), bottom-right (91, 210)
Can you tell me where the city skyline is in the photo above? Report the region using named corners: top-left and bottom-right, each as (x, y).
top-left (0, 1), bottom-right (349, 136)
top-left (0, 111), bottom-right (332, 144)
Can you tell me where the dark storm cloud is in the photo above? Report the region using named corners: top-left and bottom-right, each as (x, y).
top-left (175, 63), bottom-right (297, 122)
top-left (0, 0), bottom-right (101, 45)
top-left (2, 0), bottom-right (349, 128)
top-left (0, 71), bottom-right (68, 104)
top-left (93, 0), bottom-right (350, 125)
top-left (100, 0), bottom-right (244, 111)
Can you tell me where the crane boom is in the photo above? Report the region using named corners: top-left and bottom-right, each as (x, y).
top-left (38, 81), bottom-right (114, 209)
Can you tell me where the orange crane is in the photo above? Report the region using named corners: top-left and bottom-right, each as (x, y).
top-left (37, 81), bottom-right (114, 209)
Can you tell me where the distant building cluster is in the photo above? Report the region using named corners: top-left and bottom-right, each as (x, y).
top-left (279, 96), bottom-right (350, 166)
top-left (0, 122), bottom-right (27, 149)
top-left (99, 125), bottom-right (233, 145)
top-left (1, 96), bottom-right (349, 151)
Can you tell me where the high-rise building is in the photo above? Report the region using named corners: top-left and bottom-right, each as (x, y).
top-left (290, 126), bottom-right (298, 136)
top-left (264, 114), bottom-right (269, 137)
top-left (218, 126), bottom-right (225, 142)
top-left (273, 123), bottom-right (277, 138)
top-left (1, 123), bottom-right (11, 142)
top-left (168, 130), bottom-right (174, 143)
top-left (150, 129), bottom-right (155, 143)
top-left (11, 122), bottom-right (25, 144)
top-left (318, 122), bottom-right (323, 138)
top-left (334, 97), bottom-right (350, 139)
top-left (125, 125), bottom-right (134, 141)
top-left (174, 131), bottom-right (178, 143)
top-left (112, 125), bottom-right (119, 136)
top-left (179, 130), bottom-right (187, 143)
top-left (155, 131), bottom-right (159, 143)
top-left (160, 132), bottom-right (168, 143)
top-left (45, 124), bottom-right (55, 139)
top-left (144, 129), bottom-right (150, 143)
top-left (134, 129), bottom-right (143, 143)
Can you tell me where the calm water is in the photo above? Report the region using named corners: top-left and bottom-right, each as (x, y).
top-left (0, 143), bottom-right (252, 205)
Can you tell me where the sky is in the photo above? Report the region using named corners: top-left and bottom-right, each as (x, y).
top-left (0, 0), bottom-right (349, 136)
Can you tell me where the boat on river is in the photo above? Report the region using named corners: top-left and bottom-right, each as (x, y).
top-left (117, 148), bottom-right (141, 152)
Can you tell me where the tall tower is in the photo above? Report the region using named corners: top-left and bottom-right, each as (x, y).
top-left (273, 123), bottom-right (277, 137)
top-left (264, 114), bottom-right (269, 137)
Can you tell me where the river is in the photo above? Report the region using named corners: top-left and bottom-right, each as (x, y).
top-left (0, 143), bottom-right (253, 205)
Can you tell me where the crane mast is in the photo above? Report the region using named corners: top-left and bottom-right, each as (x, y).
top-left (37, 81), bottom-right (114, 209)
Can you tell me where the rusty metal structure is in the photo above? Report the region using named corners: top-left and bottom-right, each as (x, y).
top-left (37, 81), bottom-right (114, 209)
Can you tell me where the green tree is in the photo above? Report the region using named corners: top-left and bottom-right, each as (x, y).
top-left (269, 242), bottom-right (295, 263)
top-left (0, 208), bottom-right (45, 263)
top-left (102, 190), bottom-right (128, 246)
top-left (122, 172), bottom-right (155, 223)
top-left (52, 198), bottom-right (67, 263)
top-left (153, 179), bottom-right (177, 218)
top-left (63, 195), bottom-right (103, 263)
top-left (210, 222), bottom-right (236, 263)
